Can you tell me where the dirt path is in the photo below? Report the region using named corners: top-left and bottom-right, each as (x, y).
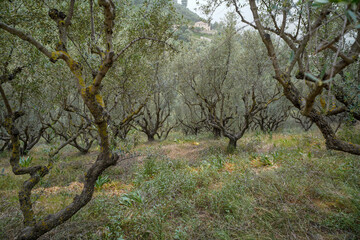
top-left (161, 141), bottom-right (207, 161)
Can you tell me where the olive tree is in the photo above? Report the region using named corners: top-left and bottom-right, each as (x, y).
top-left (136, 59), bottom-right (178, 141)
top-left (177, 15), bottom-right (280, 152)
top-left (0, 0), bottom-right (177, 238)
top-left (204, 0), bottom-right (360, 155)
top-left (105, 48), bottom-right (156, 143)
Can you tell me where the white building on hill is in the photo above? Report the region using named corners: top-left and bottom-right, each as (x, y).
top-left (194, 21), bottom-right (211, 31)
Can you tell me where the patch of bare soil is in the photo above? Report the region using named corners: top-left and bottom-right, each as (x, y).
top-left (161, 142), bottom-right (206, 161)
top-left (33, 181), bottom-right (132, 198)
top-left (252, 164), bottom-right (279, 174)
top-left (60, 149), bottom-right (99, 158)
top-left (33, 181), bottom-right (84, 196)
top-left (256, 143), bottom-right (274, 153)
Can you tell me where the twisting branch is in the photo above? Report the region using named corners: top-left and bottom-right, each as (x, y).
top-left (49, 121), bottom-right (92, 158)
top-left (0, 22), bottom-right (52, 59)
top-left (302, 81), bottom-right (324, 116)
top-left (92, 0), bottom-right (116, 93)
top-left (48, 8), bottom-right (69, 51)
top-left (1, 79), bottom-right (51, 228)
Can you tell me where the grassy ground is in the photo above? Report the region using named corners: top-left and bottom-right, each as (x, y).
top-left (0, 129), bottom-right (359, 239)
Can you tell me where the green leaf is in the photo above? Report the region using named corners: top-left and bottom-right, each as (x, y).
top-left (305, 73), bottom-right (320, 82)
top-left (346, 10), bottom-right (358, 23)
top-left (320, 64), bottom-right (327, 79)
top-left (289, 50), bottom-right (295, 62)
top-left (312, 0), bottom-right (329, 7)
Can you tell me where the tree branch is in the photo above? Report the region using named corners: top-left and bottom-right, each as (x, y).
top-left (0, 22), bottom-right (52, 59)
top-left (65, 0), bottom-right (76, 27)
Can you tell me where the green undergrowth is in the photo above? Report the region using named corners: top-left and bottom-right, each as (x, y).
top-left (0, 130), bottom-right (359, 239)
top-left (338, 124), bottom-right (360, 145)
top-left (99, 150), bottom-right (360, 239)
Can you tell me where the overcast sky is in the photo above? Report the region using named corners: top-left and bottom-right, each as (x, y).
top-left (174, 0), bottom-right (230, 22)
top-left (175, 0), bottom-right (252, 24)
